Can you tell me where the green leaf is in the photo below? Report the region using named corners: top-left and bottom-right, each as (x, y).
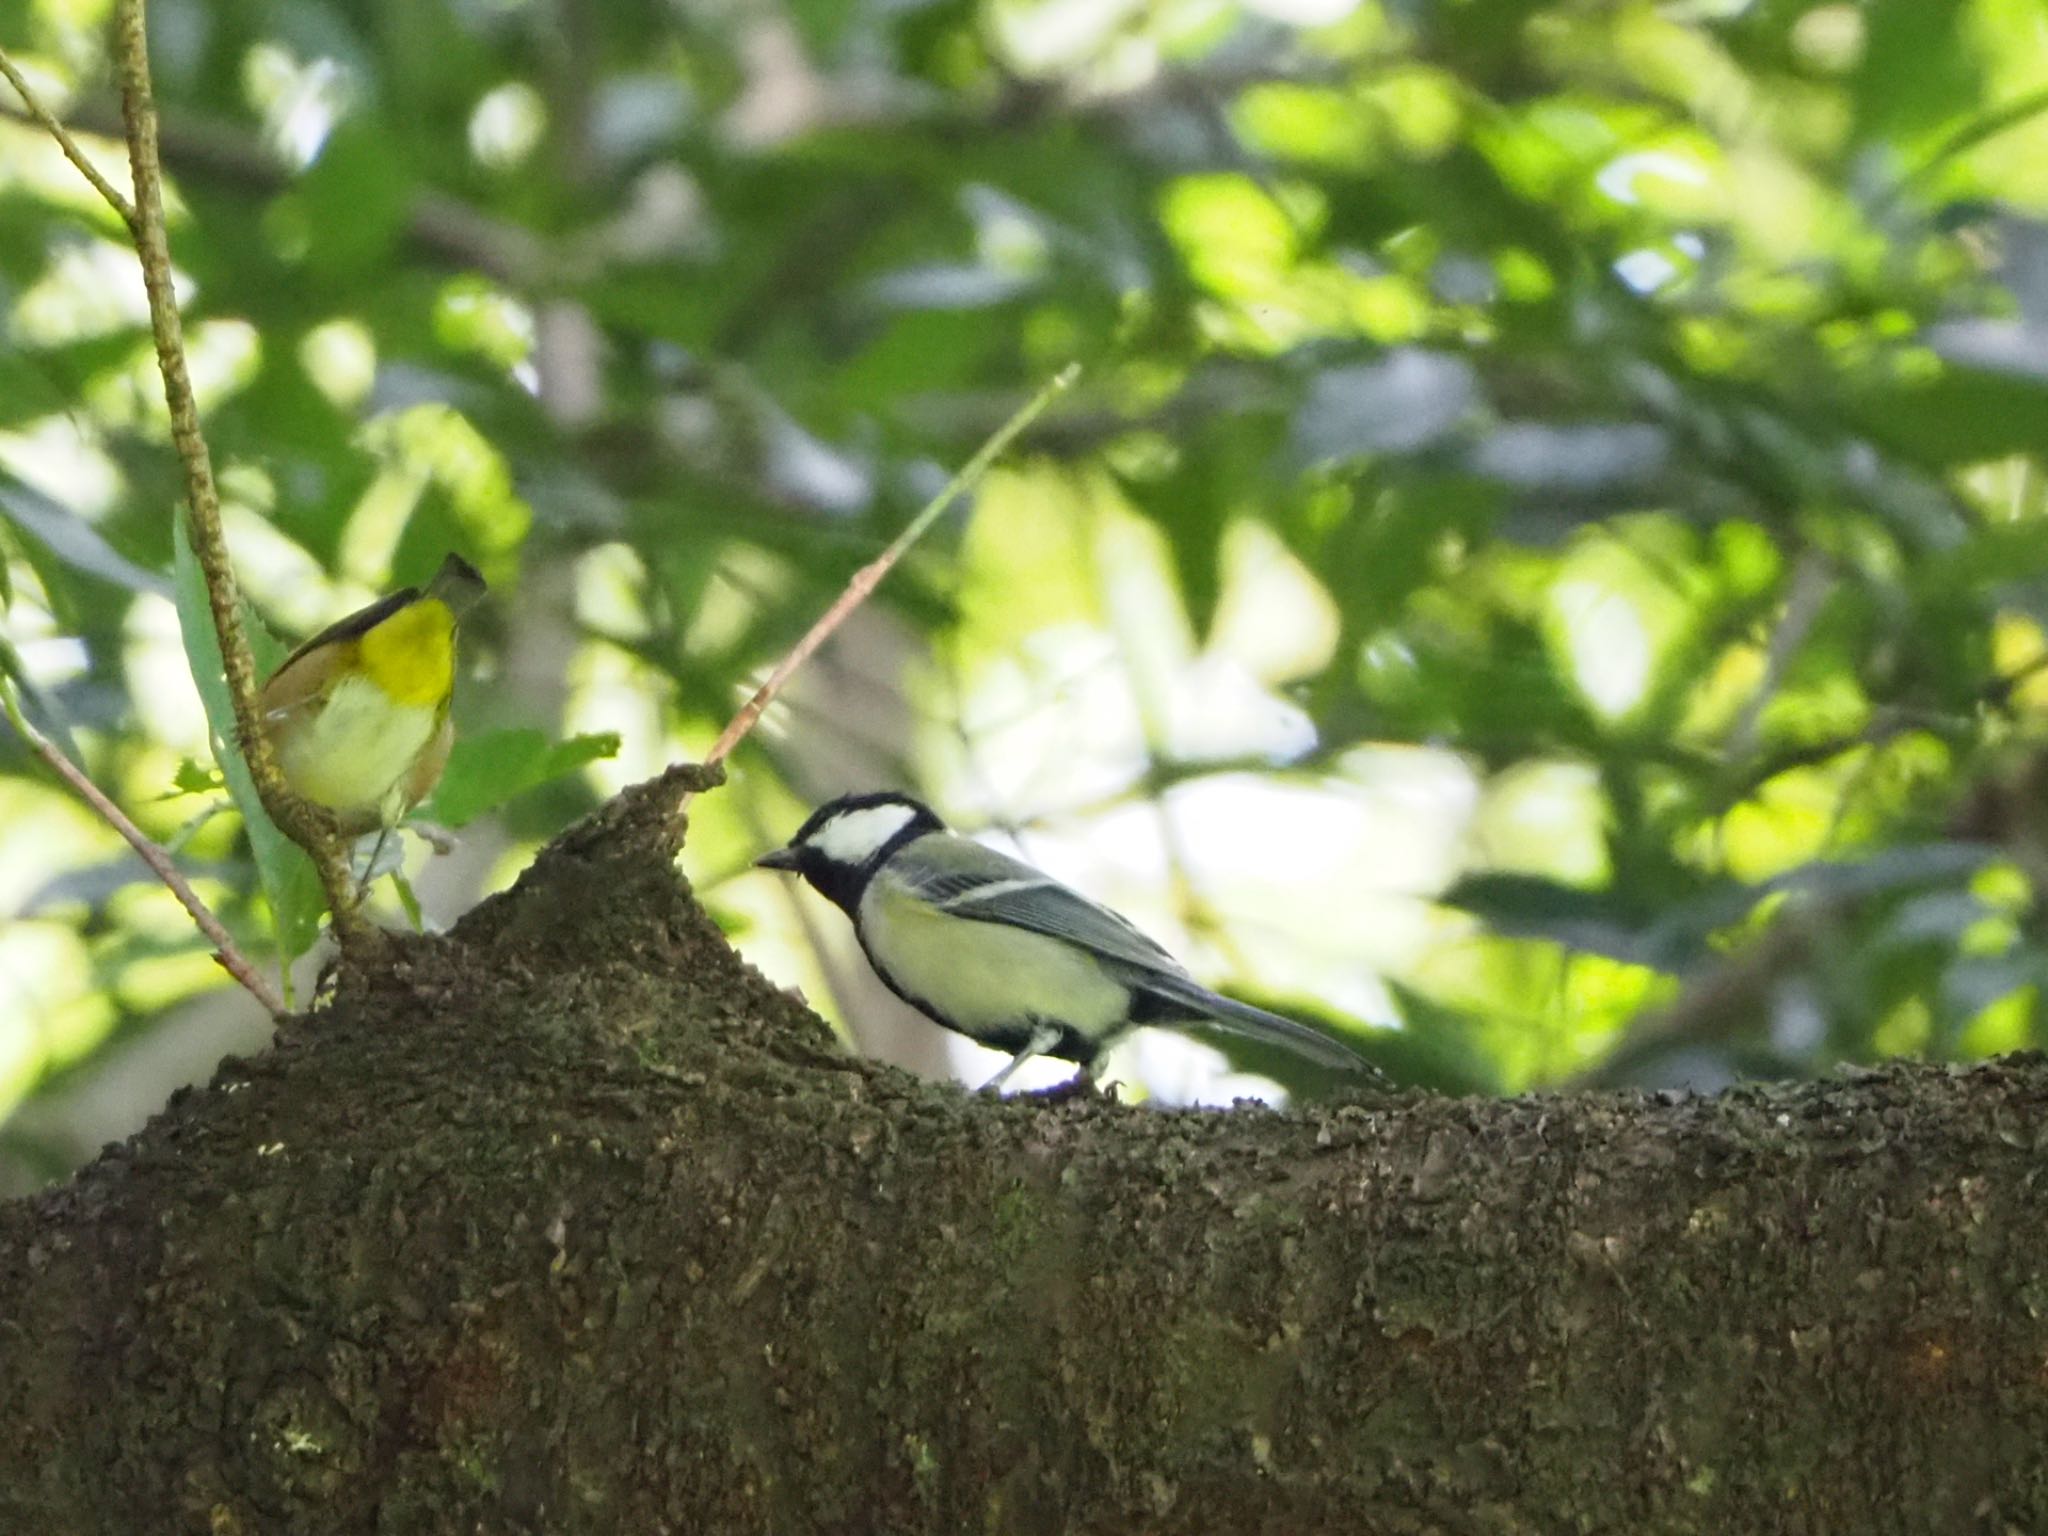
top-left (1846, 366), bottom-right (2048, 468)
top-left (0, 473), bottom-right (171, 596)
top-left (1853, 0), bottom-right (1983, 150)
top-left (420, 729), bottom-right (621, 828)
top-left (391, 871), bottom-right (426, 933)
top-left (1442, 872), bottom-right (1664, 965)
top-left (169, 758), bottom-right (224, 796)
top-left (1118, 417), bottom-right (1286, 643)
top-left (0, 631), bottom-right (82, 766)
top-left (1378, 982), bottom-right (1512, 1096)
top-left (287, 117), bottom-right (414, 281)
top-left (170, 517), bottom-right (322, 978)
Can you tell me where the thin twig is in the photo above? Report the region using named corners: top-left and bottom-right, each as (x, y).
top-left (109, 0), bottom-right (362, 935)
top-left (0, 680), bottom-right (285, 1017)
top-left (0, 46), bottom-right (137, 230)
top-left (1892, 85), bottom-right (2048, 209)
top-left (688, 363), bottom-right (1080, 808)
top-left (1724, 549), bottom-right (1834, 765)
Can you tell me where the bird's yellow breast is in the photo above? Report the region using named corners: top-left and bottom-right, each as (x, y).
top-left (356, 598), bottom-right (456, 708)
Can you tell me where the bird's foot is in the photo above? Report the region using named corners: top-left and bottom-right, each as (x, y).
top-left (1022, 1072), bottom-right (1103, 1105)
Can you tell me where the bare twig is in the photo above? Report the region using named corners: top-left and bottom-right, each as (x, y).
top-left (688, 363), bottom-right (1079, 813)
top-left (0, 46), bottom-right (137, 230)
top-left (108, 0), bottom-right (362, 935)
top-left (0, 680), bottom-right (285, 1017)
top-left (1887, 85), bottom-right (2048, 213)
top-left (1724, 549), bottom-right (1834, 764)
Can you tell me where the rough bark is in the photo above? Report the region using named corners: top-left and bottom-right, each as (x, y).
top-left (3, 764), bottom-right (2046, 1534)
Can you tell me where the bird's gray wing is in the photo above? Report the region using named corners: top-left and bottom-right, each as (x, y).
top-left (891, 836), bottom-right (1184, 977)
top-left (896, 834), bottom-right (1378, 1077)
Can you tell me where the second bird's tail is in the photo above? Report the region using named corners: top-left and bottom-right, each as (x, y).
top-left (1146, 981), bottom-right (1384, 1081)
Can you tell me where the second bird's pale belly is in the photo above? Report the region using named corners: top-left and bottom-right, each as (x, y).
top-left (858, 879), bottom-right (1128, 1038)
top-left (275, 676), bottom-right (438, 822)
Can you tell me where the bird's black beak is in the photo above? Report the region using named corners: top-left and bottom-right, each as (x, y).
top-left (755, 846), bottom-right (802, 873)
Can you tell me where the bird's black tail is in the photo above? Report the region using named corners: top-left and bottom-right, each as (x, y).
top-left (1143, 982), bottom-right (1383, 1080)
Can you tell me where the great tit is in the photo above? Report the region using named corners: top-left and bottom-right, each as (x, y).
top-left (756, 790), bottom-right (1379, 1093)
top-left (258, 553), bottom-right (486, 838)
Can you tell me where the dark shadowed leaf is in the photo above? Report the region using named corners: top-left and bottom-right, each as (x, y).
top-left (1442, 873), bottom-right (1659, 964)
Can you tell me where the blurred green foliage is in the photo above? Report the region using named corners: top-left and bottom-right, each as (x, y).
top-left (6, 0), bottom-right (2048, 1182)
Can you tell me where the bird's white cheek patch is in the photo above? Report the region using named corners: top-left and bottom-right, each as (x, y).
top-left (807, 803), bottom-right (918, 864)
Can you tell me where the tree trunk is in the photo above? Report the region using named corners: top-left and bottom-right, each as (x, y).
top-left (3, 765), bottom-right (2044, 1533)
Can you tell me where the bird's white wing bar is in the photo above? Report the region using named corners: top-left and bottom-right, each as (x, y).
top-left (899, 863), bottom-right (1181, 975)
top-left (933, 877), bottom-right (1052, 909)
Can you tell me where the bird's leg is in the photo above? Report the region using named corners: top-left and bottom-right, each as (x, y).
top-left (352, 825), bottom-right (395, 902)
top-left (978, 1023), bottom-right (1062, 1095)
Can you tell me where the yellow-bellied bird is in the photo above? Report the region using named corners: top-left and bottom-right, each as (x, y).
top-left (258, 554), bottom-right (486, 837)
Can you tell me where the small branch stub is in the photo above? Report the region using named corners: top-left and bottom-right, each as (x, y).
top-left (0, 46), bottom-right (138, 230)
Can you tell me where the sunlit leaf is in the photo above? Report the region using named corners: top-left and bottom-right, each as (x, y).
top-left (420, 729), bottom-right (621, 828)
top-left (171, 517), bottom-right (321, 975)
top-left (391, 871), bottom-right (426, 932)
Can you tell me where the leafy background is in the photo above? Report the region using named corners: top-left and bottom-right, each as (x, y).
top-left (4, 0), bottom-right (2048, 1191)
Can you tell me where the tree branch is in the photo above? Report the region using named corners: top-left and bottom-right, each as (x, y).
top-left (108, 0), bottom-right (362, 937)
top-left (0, 46), bottom-right (137, 230)
top-left (0, 678), bottom-right (284, 1017)
top-left (0, 785), bottom-right (2042, 1527)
